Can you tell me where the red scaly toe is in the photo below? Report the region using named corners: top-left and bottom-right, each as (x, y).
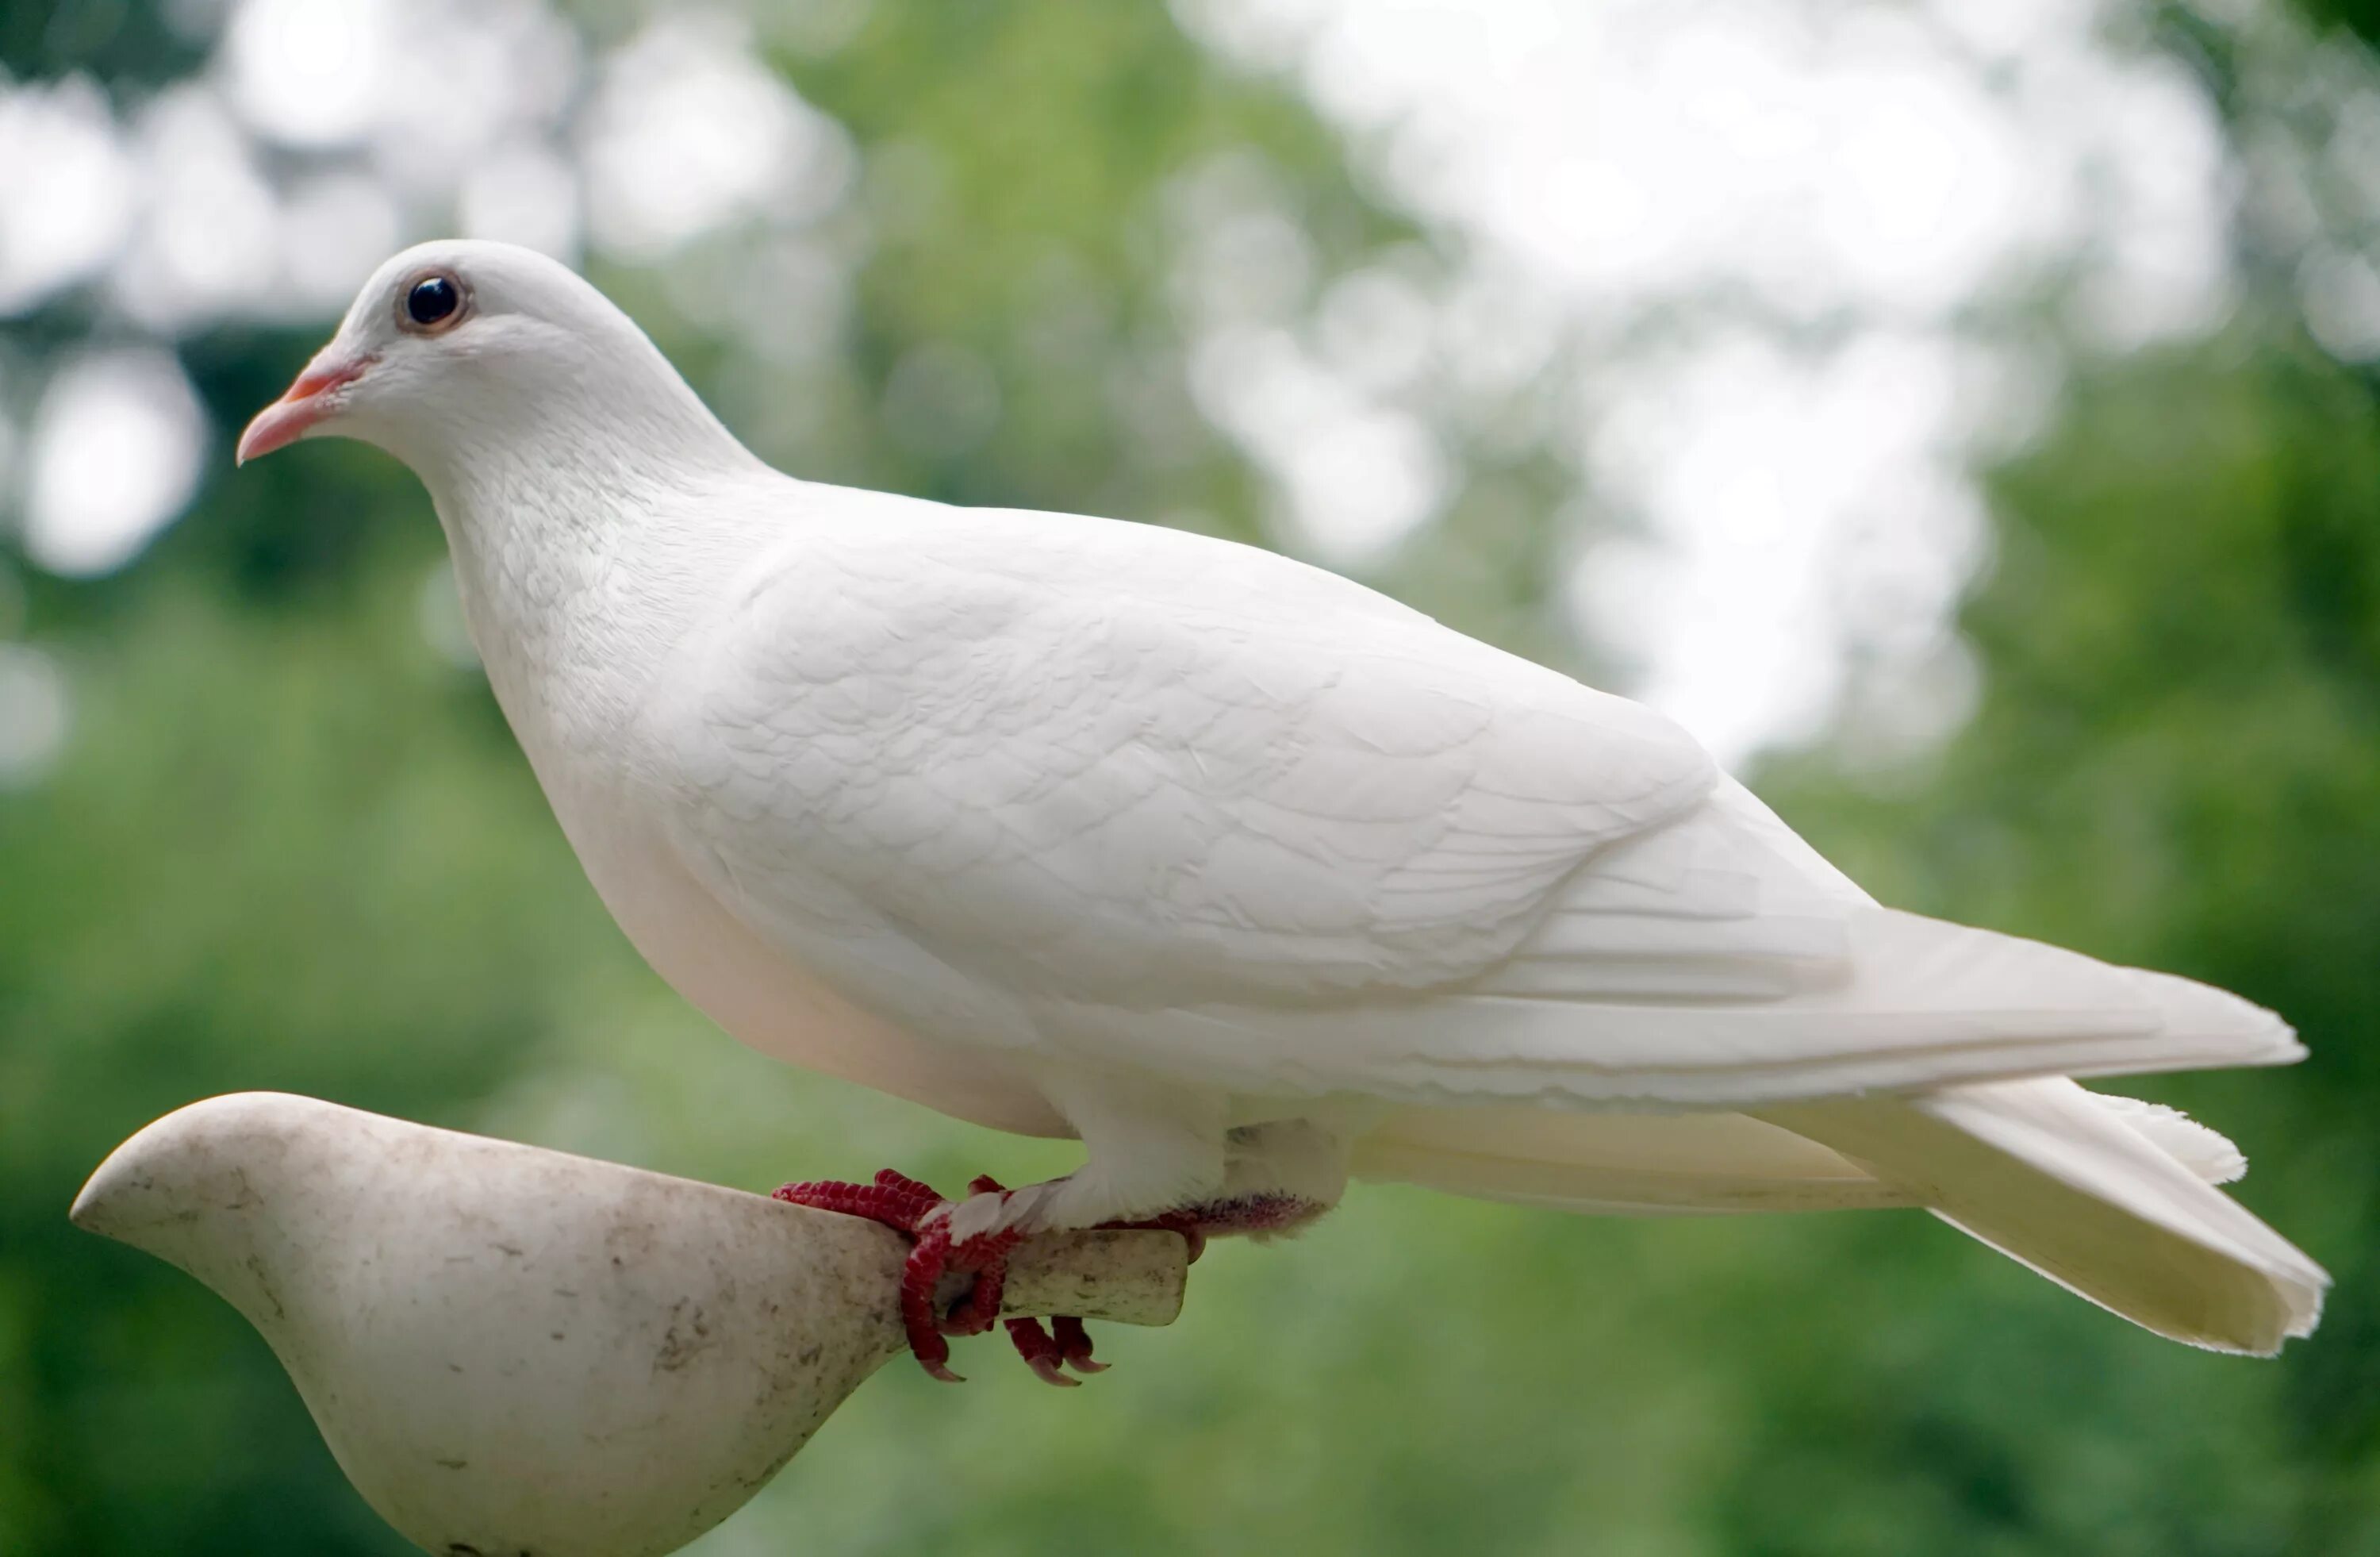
top-left (774, 1168), bottom-right (1022, 1383)
top-left (1008, 1196), bottom-right (1313, 1378)
top-left (1001, 1312), bottom-right (1107, 1386)
top-left (776, 1170), bottom-right (1243, 1387)
top-left (993, 1201), bottom-right (1209, 1385)
top-left (936, 1174), bottom-right (1025, 1338)
top-left (774, 1167), bottom-right (1039, 1382)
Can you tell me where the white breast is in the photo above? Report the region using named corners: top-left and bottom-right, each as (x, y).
top-left (557, 782), bottom-right (1073, 1140)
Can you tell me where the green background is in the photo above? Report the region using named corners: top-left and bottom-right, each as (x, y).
top-left (6, 2), bottom-right (2379, 1552)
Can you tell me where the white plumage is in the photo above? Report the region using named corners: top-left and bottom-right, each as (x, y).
top-left (243, 240), bottom-right (2325, 1355)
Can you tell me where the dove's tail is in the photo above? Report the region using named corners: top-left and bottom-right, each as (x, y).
top-left (1353, 1071), bottom-right (2326, 1354)
top-left (1757, 1078), bottom-right (2326, 1355)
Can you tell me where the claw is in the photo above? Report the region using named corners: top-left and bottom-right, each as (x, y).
top-left (939, 1244), bottom-right (1012, 1336)
top-left (777, 1167), bottom-right (1028, 1381)
top-left (1004, 1317), bottom-right (1081, 1387)
top-left (1051, 1314), bottom-right (1107, 1374)
top-left (898, 1220), bottom-right (961, 1371)
top-left (775, 1166), bottom-right (1242, 1385)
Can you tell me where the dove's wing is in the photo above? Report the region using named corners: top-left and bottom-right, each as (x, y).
top-left (661, 495), bottom-right (1714, 1005)
top-left (656, 494), bottom-right (2297, 1107)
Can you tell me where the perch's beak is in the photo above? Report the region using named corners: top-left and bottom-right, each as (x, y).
top-left (236, 352), bottom-right (374, 465)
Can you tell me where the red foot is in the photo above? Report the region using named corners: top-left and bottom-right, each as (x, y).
top-left (775, 1169), bottom-right (1021, 1382)
top-left (777, 1170), bottom-right (1297, 1386)
top-left (1002, 1313), bottom-right (1107, 1386)
top-left (960, 1175), bottom-right (1119, 1386)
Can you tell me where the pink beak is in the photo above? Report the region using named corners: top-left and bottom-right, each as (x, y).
top-left (236, 353), bottom-right (374, 465)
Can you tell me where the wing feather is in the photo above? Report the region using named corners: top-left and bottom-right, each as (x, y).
top-left (657, 495), bottom-right (2298, 1111)
top-left (664, 502), bottom-right (1717, 1012)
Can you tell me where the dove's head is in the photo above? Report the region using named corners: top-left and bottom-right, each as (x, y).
top-left (237, 239), bottom-right (747, 486)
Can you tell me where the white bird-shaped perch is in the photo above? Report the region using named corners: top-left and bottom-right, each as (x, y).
top-left (71, 1093), bottom-right (1187, 1557)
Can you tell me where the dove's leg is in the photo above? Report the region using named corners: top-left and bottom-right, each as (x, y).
top-left (777, 1078), bottom-right (1225, 1383)
top-left (772, 1169), bottom-right (1021, 1382)
top-left (776, 1168), bottom-right (1330, 1384)
top-left (997, 1184), bottom-right (1332, 1378)
top-left (969, 1178), bottom-right (1214, 1384)
top-left (774, 1165), bottom-right (1169, 1384)
top-left (776, 1110), bottom-right (1349, 1386)
top-left (954, 1068), bottom-right (1233, 1241)
top-left (992, 1115), bottom-right (1346, 1381)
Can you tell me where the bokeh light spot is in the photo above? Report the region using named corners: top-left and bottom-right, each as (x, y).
top-left (25, 349), bottom-right (209, 579)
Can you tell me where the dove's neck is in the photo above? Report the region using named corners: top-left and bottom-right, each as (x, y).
top-left (412, 381), bottom-right (785, 779)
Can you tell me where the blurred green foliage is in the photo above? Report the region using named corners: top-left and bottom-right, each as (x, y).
top-left (6, 2), bottom-right (2380, 1554)
top-left (1753, 335), bottom-right (2380, 1557)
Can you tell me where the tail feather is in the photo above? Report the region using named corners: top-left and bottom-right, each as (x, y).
top-left (1352, 1085), bottom-right (2256, 1216)
top-left (2095, 1093), bottom-right (2248, 1185)
top-left (1352, 1106), bottom-right (1910, 1215)
top-left (1345, 775), bottom-right (2320, 1349)
top-left (1761, 1078), bottom-right (2326, 1354)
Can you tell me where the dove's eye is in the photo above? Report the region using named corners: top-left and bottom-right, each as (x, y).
top-left (401, 273), bottom-right (465, 333)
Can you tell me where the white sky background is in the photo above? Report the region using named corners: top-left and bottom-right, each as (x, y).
top-left (0, 0), bottom-right (2370, 783)
top-left (1171, 0), bottom-right (2244, 760)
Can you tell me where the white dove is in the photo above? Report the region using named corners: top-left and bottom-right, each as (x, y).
top-left (240, 240), bottom-right (2325, 1383)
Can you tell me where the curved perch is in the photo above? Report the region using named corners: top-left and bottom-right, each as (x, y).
top-left (71, 1092), bottom-right (1188, 1557)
